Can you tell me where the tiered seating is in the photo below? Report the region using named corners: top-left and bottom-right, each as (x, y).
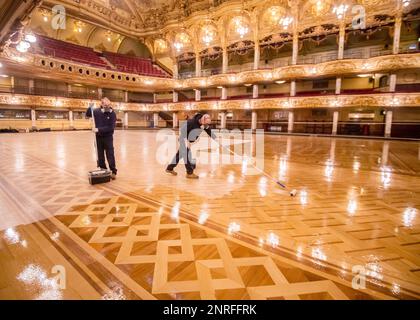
top-left (37, 36), bottom-right (108, 69)
top-left (103, 52), bottom-right (169, 78)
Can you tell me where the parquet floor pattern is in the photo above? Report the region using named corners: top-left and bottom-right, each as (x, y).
top-left (0, 131), bottom-right (419, 299)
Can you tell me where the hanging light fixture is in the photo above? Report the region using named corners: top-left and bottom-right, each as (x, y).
top-left (332, 4), bottom-right (349, 19)
top-left (16, 40), bottom-right (30, 53)
top-left (174, 31), bottom-right (190, 53)
top-left (310, 0), bottom-right (331, 17)
top-left (232, 16), bottom-right (249, 39)
top-left (105, 30), bottom-right (113, 42)
top-left (402, 0), bottom-right (411, 7)
top-left (24, 32), bottom-right (37, 43)
top-left (267, 6), bottom-right (283, 25)
top-left (74, 20), bottom-right (85, 33)
top-left (200, 24), bottom-right (217, 46)
top-left (279, 16), bottom-right (293, 30)
top-left (40, 9), bottom-right (50, 22)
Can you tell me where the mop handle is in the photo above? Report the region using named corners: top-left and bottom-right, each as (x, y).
top-left (217, 141), bottom-right (286, 189)
top-left (90, 105), bottom-right (99, 167)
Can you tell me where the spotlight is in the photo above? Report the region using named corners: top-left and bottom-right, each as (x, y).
top-left (25, 33), bottom-right (37, 43)
top-left (16, 41), bottom-right (30, 53)
top-left (275, 80), bottom-right (286, 84)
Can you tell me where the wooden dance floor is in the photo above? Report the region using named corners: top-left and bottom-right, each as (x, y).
top-left (0, 131), bottom-right (419, 300)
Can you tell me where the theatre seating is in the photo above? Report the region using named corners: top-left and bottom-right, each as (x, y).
top-left (36, 36), bottom-right (170, 77)
top-left (103, 52), bottom-right (169, 78)
top-left (38, 36), bottom-right (108, 69)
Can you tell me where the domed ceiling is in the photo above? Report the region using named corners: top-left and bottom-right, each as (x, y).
top-left (43, 0), bottom-right (225, 32)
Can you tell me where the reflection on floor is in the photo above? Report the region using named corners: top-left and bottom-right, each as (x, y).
top-left (0, 131), bottom-right (419, 300)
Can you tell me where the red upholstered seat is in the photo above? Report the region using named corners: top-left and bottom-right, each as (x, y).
top-left (103, 51), bottom-right (170, 78)
top-left (37, 35), bottom-right (107, 68)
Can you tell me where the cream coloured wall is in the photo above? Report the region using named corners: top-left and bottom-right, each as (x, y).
top-left (0, 120), bottom-right (32, 130)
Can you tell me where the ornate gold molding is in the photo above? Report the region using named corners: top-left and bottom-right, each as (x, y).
top-left (157, 93), bottom-right (420, 111)
top-left (2, 49), bottom-right (420, 92)
top-left (1, 92), bottom-right (419, 112)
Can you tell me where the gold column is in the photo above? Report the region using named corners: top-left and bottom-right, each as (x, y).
top-left (336, 21), bottom-right (346, 94)
top-left (222, 46), bottom-right (228, 73)
top-left (291, 8), bottom-right (299, 97)
top-left (390, 13), bottom-right (402, 92)
top-left (195, 51), bottom-right (201, 77)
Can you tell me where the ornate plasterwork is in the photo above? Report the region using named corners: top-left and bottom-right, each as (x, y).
top-left (1, 93), bottom-right (419, 112)
top-left (38, 0), bottom-right (420, 51)
top-left (2, 48), bottom-right (420, 92)
top-left (159, 93), bottom-right (420, 112)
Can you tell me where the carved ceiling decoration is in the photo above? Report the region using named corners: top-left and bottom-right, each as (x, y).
top-left (32, 0), bottom-right (420, 60)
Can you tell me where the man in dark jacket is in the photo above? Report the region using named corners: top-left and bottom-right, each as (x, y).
top-left (166, 113), bottom-right (216, 179)
top-left (86, 97), bottom-right (117, 179)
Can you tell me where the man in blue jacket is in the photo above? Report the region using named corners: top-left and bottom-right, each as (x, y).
top-left (86, 97), bottom-right (117, 180)
top-left (166, 113), bottom-right (216, 179)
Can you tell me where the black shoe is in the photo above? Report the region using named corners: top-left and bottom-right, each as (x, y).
top-left (186, 173), bottom-right (199, 179)
top-left (166, 169), bottom-right (178, 176)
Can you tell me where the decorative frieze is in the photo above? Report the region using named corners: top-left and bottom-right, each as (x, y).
top-left (1, 92), bottom-right (419, 112)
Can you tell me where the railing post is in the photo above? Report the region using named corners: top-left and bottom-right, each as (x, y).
top-left (288, 111), bottom-right (294, 133)
top-left (384, 110), bottom-right (393, 138)
top-left (332, 111), bottom-right (339, 135)
top-left (31, 109), bottom-right (37, 130)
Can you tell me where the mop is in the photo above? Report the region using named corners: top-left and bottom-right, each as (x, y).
top-left (216, 140), bottom-right (298, 197)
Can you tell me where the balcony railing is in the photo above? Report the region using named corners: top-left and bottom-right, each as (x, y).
top-left (176, 46), bottom-right (417, 80)
top-left (0, 85), bottom-right (100, 100)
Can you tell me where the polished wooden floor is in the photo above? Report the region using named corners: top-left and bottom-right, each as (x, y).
top-left (0, 131), bottom-right (419, 300)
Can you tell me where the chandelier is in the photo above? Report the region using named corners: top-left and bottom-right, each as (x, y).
top-left (332, 4), bottom-right (349, 19)
top-left (40, 9), bottom-right (51, 22)
top-left (16, 30), bottom-right (37, 53)
top-left (105, 30), bottom-right (113, 42)
top-left (310, 0), bottom-right (331, 17)
top-left (16, 40), bottom-right (30, 53)
top-left (200, 25), bottom-right (217, 46)
top-left (232, 16), bottom-right (249, 39)
top-left (74, 20), bottom-right (85, 33)
top-left (174, 32), bottom-right (190, 53)
top-left (402, 0), bottom-right (411, 7)
top-left (267, 6), bottom-right (284, 25)
top-left (279, 16), bottom-right (293, 30)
